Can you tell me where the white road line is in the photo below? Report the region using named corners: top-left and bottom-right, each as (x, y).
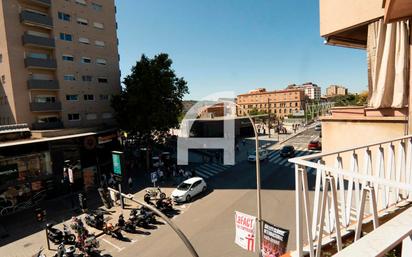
top-left (210, 163), bottom-right (229, 170)
top-left (279, 158), bottom-right (289, 165)
top-left (196, 168), bottom-right (217, 177)
top-left (101, 238), bottom-right (125, 252)
top-left (195, 172), bottom-right (210, 179)
top-left (270, 155), bottom-right (283, 163)
top-left (204, 164), bottom-right (225, 173)
top-left (268, 152), bottom-right (277, 159)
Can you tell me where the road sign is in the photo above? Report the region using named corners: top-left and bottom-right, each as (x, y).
top-left (150, 172), bottom-right (158, 183)
top-left (112, 151), bottom-right (124, 178)
top-left (235, 211), bottom-right (256, 252)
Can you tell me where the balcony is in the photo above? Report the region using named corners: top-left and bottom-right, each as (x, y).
top-left (27, 79), bottom-right (59, 90)
top-left (30, 102), bottom-right (61, 112)
top-left (20, 10), bottom-right (53, 29)
top-left (22, 33), bottom-right (55, 48)
top-left (28, 0), bottom-right (51, 7)
top-left (32, 121), bottom-right (63, 130)
top-left (290, 135), bottom-right (412, 256)
top-left (25, 57), bottom-right (56, 70)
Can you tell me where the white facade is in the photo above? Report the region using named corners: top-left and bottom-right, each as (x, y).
top-left (303, 83), bottom-right (321, 100)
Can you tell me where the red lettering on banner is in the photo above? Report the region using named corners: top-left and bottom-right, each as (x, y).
top-left (246, 233), bottom-right (255, 251)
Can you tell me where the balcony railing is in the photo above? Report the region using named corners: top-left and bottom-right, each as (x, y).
top-left (22, 33), bottom-right (55, 48)
top-left (32, 121), bottom-right (63, 130)
top-left (28, 0), bottom-right (51, 7)
top-left (25, 57), bottom-right (56, 69)
top-left (30, 102), bottom-right (61, 112)
top-left (20, 10), bottom-right (53, 29)
top-left (27, 79), bottom-right (59, 90)
top-left (289, 135), bottom-right (412, 257)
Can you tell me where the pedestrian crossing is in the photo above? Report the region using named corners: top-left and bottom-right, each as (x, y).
top-left (267, 148), bottom-right (320, 174)
top-left (195, 163), bottom-right (230, 179)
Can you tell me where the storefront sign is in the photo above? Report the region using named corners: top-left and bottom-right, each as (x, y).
top-left (112, 151), bottom-right (123, 177)
top-left (235, 211), bottom-right (256, 252)
top-left (0, 163), bottom-right (18, 183)
top-left (261, 221), bottom-right (289, 257)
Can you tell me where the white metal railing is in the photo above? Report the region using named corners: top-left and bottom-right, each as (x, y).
top-left (289, 135), bottom-right (412, 257)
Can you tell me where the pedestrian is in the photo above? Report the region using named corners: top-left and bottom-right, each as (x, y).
top-left (128, 177), bottom-right (133, 190)
top-left (236, 144), bottom-right (240, 152)
top-left (242, 139), bottom-right (246, 146)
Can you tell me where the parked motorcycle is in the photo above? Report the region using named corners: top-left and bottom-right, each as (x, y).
top-left (84, 212), bottom-right (104, 230)
top-left (81, 236), bottom-right (100, 257)
top-left (46, 223), bottom-right (76, 244)
top-left (144, 187), bottom-right (166, 203)
top-left (155, 197), bottom-right (173, 212)
top-left (117, 214), bottom-right (136, 233)
top-left (129, 209), bottom-right (150, 228)
top-left (136, 206), bottom-right (157, 224)
top-left (103, 222), bottom-right (123, 239)
top-left (53, 243), bottom-right (75, 257)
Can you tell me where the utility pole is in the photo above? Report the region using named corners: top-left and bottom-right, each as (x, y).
top-left (267, 98), bottom-right (270, 138)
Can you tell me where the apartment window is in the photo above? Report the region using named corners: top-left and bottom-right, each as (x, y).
top-left (62, 55), bottom-right (74, 62)
top-left (96, 58), bottom-right (107, 65)
top-left (102, 112), bottom-right (113, 119)
top-left (27, 52), bottom-right (48, 59)
top-left (94, 40), bottom-right (105, 47)
top-left (58, 12), bottom-right (70, 21)
top-left (99, 94), bottom-right (109, 100)
top-left (0, 54), bottom-right (2, 63)
top-left (66, 95), bottom-right (79, 101)
top-left (77, 18), bottom-right (88, 25)
top-left (68, 113), bottom-right (80, 121)
top-left (79, 37), bottom-right (90, 44)
top-left (60, 33), bottom-right (72, 41)
top-left (86, 113), bottom-right (97, 120)
top-left (34, 95), bottom-right (56, 103)
top-left (93, 22), bottom-right (104, 29)
top-left (81, 57), bottom-right (92, 64)
top-left (91, 2), bottom-right (103, 11)
top-left (37, 116), bottom-right (59, 123)
top-left (75, 0), bottom-right (87, 5)
top-left (97, 77), bottom-right (108, 83)
top-left (64, 74), bottom-right (76, 81)
top-left (82, 75), bottom-right (92, 82)
top-left (27, 30), bottom-right (49, 38)
top-left (84, 94), bottom-right (94, 101)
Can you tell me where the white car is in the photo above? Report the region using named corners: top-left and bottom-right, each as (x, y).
top-left (171, 177), bottom-right (207, 203)
top-left (248, 149), bottom-right (268, 162)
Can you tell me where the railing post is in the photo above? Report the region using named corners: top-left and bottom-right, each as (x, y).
top-left (406, 138), bottom-right (412, 200)
top-left (386, 144), bottom-right (395, 207)
top-left (312, 160), bottom-right (324, 239)
top-left (300, 165), bottom-right (315, 257)
top-left (329, 175), bottom-right (342, 251)
top-left (402, 235), bottom-right (412, 257)
top-left (295, 164), bottom-right (303, 257)
top-left (395, 141), bottom-right (405, 201)
top-left (346, 152), bottom-right (358, 227)
top-left (335, 155), bottom-right (346, 229)
top-left (376, 146), bottom-right (385, 210)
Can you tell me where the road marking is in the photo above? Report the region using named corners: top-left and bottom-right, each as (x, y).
top-left (101, 237), bottom-right (125, 252)
top-left (131, 239), bottom-right (138, 244)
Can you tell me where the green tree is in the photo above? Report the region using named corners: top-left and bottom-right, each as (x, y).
top-left (248, 107), bottom-right (266, 116)
top-left (111, 53), bottom-right (189, 145)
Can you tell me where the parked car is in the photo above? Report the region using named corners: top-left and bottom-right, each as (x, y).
top-left (315, 124), bottom-right (321, 131)
top-left (308, 140), bottom-right (322, 150)
top-left (248, 149), bottom-right (268, 162)
top-left (171, 177), bottom-right (207, 203)
top-left (280, 145), bottom-right (295, 157)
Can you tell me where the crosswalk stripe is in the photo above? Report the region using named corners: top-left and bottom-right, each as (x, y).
top-left (278, 158), bottom-right (289, 165)
top-left (285, 162), bottom-right (293, 167)
top-left (196, 168), bottom-right (217, 177)
top-left (270, 155), bottom-right (282, 163)
top-left (195, 171), bottom-right (210, 179)
top-left (268, 151), bottom-right (278, 159)
top-left (204, 164), bottom-right (225, 173)
top-left (209, 163), bottom-right (228, 170)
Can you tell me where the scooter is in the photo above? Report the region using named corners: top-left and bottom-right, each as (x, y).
top-left (103, 222), bottom-right (123, 240)
top-left (46, 224), bottom-right (76, 245)
top-left (53, 243), bottom-right (75, 257)
top-left (144, 187), bottom-right (166, 203)
top-left (84, 212), bottom-right (104, 230)
top-left (117, 214), bottom-right (136, 233)
top-left (129, 209), bottom-right (149, 228)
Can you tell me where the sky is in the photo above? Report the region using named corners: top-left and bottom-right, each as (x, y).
top-left (115, 0), bottom-right (368, 100)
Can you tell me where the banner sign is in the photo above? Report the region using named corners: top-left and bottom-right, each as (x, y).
top-left (112, 151), bottom-right (124, 177)
top-left (261, 221), bottom-right (289, 257)
top-left (235, 211), bottom-right (256, 252)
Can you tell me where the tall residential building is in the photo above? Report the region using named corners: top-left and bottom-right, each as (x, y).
top-left (236, 88), bottom-right (305, 118)
top-left (288, 82), bottom-right (321, 100)
top-left (0, 0), bottom-right (120, 130)
top-left (326, 85), bottom-right (348, 96)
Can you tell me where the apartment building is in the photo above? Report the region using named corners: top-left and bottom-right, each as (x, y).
top-left (236, 88), bottom-right (305, 118)
top-left (288, 82), bottom-right (321, 100)
top-left (0, 0), bottom-right (120, 130)
top-left (326, 84), bottom-right (348, 96)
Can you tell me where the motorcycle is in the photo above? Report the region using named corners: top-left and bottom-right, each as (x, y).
top-left (80, 235), bottom-right (100, 257)
top-left (136, 206), bottom-right (157, 224)
top-left (155, 197), bottom-right (173, 212)
top-left (84, 212), bottom-right (104, 230)
top-left (144, 187), bottom-right (166, 203)
top-left (117, 214), bottom-right (136, 233)
top-left (53, 243), bottom-right (75, 257)
top-left (129, 209), bottom-right (150, 228)
top-left (46, 223), bottom-right (76, 245)
top-left (103, 222), bottom-right (123, 239)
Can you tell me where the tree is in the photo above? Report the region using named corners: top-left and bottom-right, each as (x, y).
top-left (248, 107), bottom-right (266, 116)
top-left (111, 53), bottom-right (188, 145)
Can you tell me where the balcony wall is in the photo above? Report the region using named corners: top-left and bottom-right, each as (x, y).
top-left (22, 34), bottom-right (55, 48)
top-left (32, 121), bottom-right (63, 130)
top-left (25, 58), bottom-right (56, 69)
top-left (28, 0), bottom-right (51, 7)
top-left (27, 79), bottom-right (59, 90)
top-left (30, 102), bottom-right (61, 112)
top-left (20, 11), bottom-right (53, 29)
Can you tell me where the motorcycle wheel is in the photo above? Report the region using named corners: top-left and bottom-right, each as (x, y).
top-left (144, 194), bottom-right (151, 203)
top-left (67, 234), bottom-right (76, 244)
top-left (159, 193), bottom-right (166, 199)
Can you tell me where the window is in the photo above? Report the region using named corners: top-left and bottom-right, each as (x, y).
top-left (86, 113), bottom-right (97, 120)
top-left (64, 74), bottom-right (76, 81)
top-left (94, 40), bottom-right (105, 47)
top-left (27, 52), bottom-right (48, 59)
top-left (76, 0), bottom-right (87, 5)
top-left (60, 33), bottom-right (72, 41)
top-left (84, 94), bottom-right (94, 101)
top-left (37, 116), bottom-right (59, 123)
top-left (79, 37), bottom-right (90, 44)
top-left (27, 30), bottom-right (49, 38)
top-left (62, 55), bottom-right (74, 61)
top-left (102, 112), bottom-right (113, 119)
top-left (58, 12), bottom-right (70, 21)
top-left (34, 95), bottom-right (56, 103)
top-left (82, 75), bottom-right (92, 82)
top-left (81, 57), bottom-right (92, 64)
top-left (68, 113), bottom-right (80, 121)
top-left (93, 22), bottom-right (104, 29)
top-left (99, 94), bottom-right (109, 100)
top-left (91, 2), bottom-right (102, 11)
top-left (96, 58), bottom-right (107, 65)
top-left (77, 17), bottom-right (88, 25)
top-left (0, 54), bottom-right (2, 63)
top-left (66, 95), bottom-right (79, 101)
top-left (97, 77), bottom-right (108, 83)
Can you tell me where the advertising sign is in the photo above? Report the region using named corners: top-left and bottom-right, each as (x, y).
top-left (112, 151), bottom-right (123, 177)
top-left (261, 221), bottom-right (289, 257)
top-left (235, 211), bottom-right (256, 252)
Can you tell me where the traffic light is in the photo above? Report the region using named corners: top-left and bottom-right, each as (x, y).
top-left (35, 208), bottom-right (46, 222)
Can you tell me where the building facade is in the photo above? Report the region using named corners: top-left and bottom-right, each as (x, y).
top-left (326, 85), bottom-right (348, 96)
top-left (0, 0), bottom-right (120, 130)
top-left (302, 82), bottom-right (321, 100)
top-left (236, 88), bottom-right (306, 118)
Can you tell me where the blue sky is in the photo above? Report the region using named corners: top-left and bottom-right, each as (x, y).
top-left (116, 0), bottom-right (367, 100)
